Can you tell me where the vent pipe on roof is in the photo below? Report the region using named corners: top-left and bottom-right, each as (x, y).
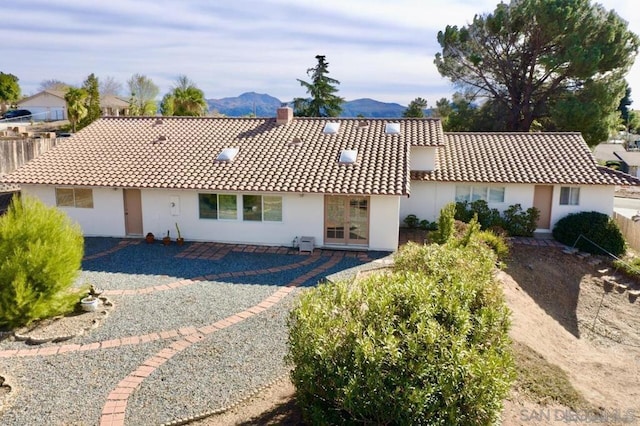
top-left (276, 107), bottom-right (294, 125)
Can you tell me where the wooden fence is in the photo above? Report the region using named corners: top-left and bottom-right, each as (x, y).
top-left (613, 212), bottom-right (640, 252)
top-left (0, 137), bottom-right (59, 175)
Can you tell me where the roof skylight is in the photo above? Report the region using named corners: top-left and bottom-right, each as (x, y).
top-left (216, 147), bottom-right (239, 162)
top-left (339, 149), bottom-right (358, 164)
top-left (323, 122), bottom-right (340, 134)
top-left (385, 123), bottom-right (401, 134)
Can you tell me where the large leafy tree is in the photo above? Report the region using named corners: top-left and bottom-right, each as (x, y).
top-left (99, 76), bottom-right (123, 97)
top-left (403, 97), bottom-right (428, 118)
top-left (64, 87), bottom-right (88, 132)
top-left (435, 0), bottom-right (639, 146)
top-left (161, 75), bottom-right (207, 116)
top-left (0, 72), bottom-right (20, 105)
top-left (79, 73), bottom-right (101, 129)
top-left (127, 73), bottom-right (159, 116)
top-left (39, 79), bottom-right (70, 92)
top-left (293, 55), bottom-right (344, 117)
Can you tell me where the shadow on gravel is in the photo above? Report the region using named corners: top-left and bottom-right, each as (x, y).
top-left (80, 237), bottom-right (388, 288)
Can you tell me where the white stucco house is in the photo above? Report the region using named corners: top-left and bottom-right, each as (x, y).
top-left (17, 90), bottom-right (129, 121)
top-left (2, 107), bottom-right (636, 251)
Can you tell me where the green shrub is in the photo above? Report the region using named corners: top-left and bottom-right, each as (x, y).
top-left (0, 195), bottom-right (85, 328)
top-left (455, 201), bottom-right (538, 237)
top-left (455, 200), bottom-right (503, 229)
top-left (403, 214), bottom-right (420, 229)
top-left (475, 229), bottom-right (510, 261)
top-left (552, 211), bottom-right (625, 256)
top-left (502, 204), bottom-right (540, 237)
top-left (288, 242), bottom-right (515, 425)
top-left (431, 202), bottom-right (456, 244)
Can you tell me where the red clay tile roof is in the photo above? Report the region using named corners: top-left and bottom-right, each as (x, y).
top-left (1, 116), bottom-right (435, 196)
top-left (411, 132), bottom-right (626, 185)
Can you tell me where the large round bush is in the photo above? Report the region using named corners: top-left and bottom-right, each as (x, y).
top-left (0, 195), bottom-right (85, 328)
top-left (552, 211), bottom-right (625, 255)
top-left (287, 242), bottom-right (514, 425)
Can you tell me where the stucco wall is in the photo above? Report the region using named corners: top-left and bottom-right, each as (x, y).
top-left (402, 181), bottom-right (615, 231)
top-left (21, 185), bottom-right (125, 236)
top-left (409, 146), bottom-right (436, 171)
top-left (369, 196), bottom-right (401, 251)
top-left (20, 187), bottom-right (401, 251)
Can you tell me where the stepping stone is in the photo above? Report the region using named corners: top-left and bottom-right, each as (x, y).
top-left (588, 258), bottom-right (602, 266)
top-left (597, 268), bottom-right (610, 274)
top-left (577, 252), bottom-right (591, 259)
top-left (563, 248), bottom-right (578, 254)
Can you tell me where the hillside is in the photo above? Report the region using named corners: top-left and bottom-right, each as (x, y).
top-left (206, 92), bottom-right (408, 118)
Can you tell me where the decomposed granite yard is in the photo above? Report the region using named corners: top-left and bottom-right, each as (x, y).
top-left (0, 237), bottom-right (390, 426)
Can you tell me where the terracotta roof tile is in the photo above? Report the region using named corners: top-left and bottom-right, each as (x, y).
top-left (411, 132), bottom-right (626, 185)
top-left (1, 116), bottom-right (430, 196)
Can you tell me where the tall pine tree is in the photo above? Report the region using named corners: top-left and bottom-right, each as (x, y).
top-left (293, 55), bottom-right (344, 117)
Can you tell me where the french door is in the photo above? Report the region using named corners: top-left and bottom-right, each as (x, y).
top-left (324, 195), bottom-right (369, 246)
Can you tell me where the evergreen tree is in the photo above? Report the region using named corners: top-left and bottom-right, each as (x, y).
top-left (293, 55), bottom-right (344, 117)
top-left (79, 73), bottom-right (101, 129)
top-left (435, 0), bottom-right (639, 146)
top-left (403, 97), bottom-right (428, 118)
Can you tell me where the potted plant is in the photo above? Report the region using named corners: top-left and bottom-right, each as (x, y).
top-left (145, 232), bottom-right (155, 244)
top-left (162, 230), bottom-right (171, 246)
top-left (175, 222), bottom-right (184, 246)
top-left (80, 286), bottom-right (102, 312)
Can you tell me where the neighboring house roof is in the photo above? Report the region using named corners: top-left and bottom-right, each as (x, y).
top-left (101, 95), bottom-right (129, 109)
top-left (18, 90), bottom-right (129, 109)
top-left (412, 132), bottom-right (626, 185)
top-left (596, 166), bottom-right (640, 186)
top-left (612, 150), bottom-right (640, 167)
top-left (1, 116), bottom-right (441, 196)
top-left (17, 90), bottom-right (66, 105)
top-left (593, 142), bottom-right (625, 163)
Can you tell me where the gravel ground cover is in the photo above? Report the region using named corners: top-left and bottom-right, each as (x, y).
top-left (0, 340), bottom-right (168, 425)
top-left (126, 293), bottom-right (299, 425)
top-left (0, 238), bottom-right (386, 425)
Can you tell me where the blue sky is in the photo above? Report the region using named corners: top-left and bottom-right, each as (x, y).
top-left (3, 0), bottom-right (638, 107)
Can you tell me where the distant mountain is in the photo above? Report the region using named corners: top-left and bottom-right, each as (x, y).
top-left (206, 92), bottom-right (408, 118)
top-left (206, 92), bottom-right (283, 117)
top-left (340, 98), bottom-right (406, 118)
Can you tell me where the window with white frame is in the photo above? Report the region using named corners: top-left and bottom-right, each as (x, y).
top-left (559, 187), bottom-right (580, 205)
top-left (198, 194), bottom-right (237, 219)
top-left (455, 186), bottom-right (505, 203)
top-left (243, 195), bottom-right (282, 222)
top-left (55, 188), bottom-right (94, 208)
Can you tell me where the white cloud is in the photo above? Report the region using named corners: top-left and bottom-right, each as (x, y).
top-left (1, 0), bottom-right (637, 109)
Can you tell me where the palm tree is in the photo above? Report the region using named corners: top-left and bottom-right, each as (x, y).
top-left (64, 87), bottom-right (88, 132)
top-left (169, 75), bottom-right (208, 116)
